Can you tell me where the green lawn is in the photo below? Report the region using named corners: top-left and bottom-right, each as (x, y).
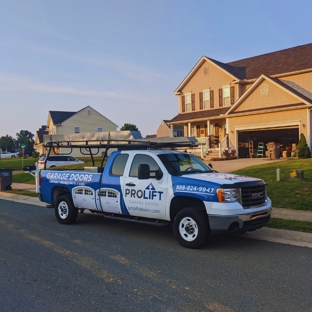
top-left (233, 158), bottom-right (312, 211)
top-left (0, 157), bottom-right (38, 170)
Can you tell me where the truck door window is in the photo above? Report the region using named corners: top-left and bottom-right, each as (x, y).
top-left (111, 154), bottom-right (129, 176)
top-left (129, 154), bottom-right (160, 178)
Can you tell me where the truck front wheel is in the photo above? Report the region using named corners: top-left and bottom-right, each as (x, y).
top-left (55, 194), bottom-right (78, 224)
top-left (173, 208), bottom-right (210, 249)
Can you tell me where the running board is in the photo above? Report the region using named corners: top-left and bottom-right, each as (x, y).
top-left (102, 213), bottom-right (171, 227)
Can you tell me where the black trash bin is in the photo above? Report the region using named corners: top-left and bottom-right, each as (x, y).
top-left (0, 169), bottom-right (13, 191)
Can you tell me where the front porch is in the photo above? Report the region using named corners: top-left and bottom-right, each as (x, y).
top-left (176, 119), bottom-right (236, 160)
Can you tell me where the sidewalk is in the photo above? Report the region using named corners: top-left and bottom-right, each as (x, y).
top-left (0, 182), bottom-right (312, 248)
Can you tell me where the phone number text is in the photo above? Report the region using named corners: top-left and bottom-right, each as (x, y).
top-left (175, 185), bottom-right (215, 194)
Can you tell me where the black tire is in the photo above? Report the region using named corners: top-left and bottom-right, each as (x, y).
top-left (173, 208), bottom-right (210, 249)
top-left (11, 155), bottom-right (16, 158)
top-left (55, 194), bottom-right (78, 224)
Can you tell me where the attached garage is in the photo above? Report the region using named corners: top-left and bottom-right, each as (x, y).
top-left (237, 127), bottom-right (299, 158)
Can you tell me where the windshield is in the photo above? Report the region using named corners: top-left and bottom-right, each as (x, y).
top-left (158, 153), bottom-right (212, 176)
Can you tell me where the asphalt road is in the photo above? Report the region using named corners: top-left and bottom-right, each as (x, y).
top-left (1, 199), bottom-right (312, 312)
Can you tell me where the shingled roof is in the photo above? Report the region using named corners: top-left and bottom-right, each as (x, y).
top-left (170, 107), bottom-right (229, 123)
top-left (227, 43), bottom-right (312, 79)
top-left (49, 111), bottom-right (76, 125)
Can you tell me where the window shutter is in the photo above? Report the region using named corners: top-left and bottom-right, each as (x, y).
top-left (230, 86), bottom-right (235, 104)
top-left (210, 90), bottom-right (214, 108)
top-left (191, 94), bottom-right (195, 111)
top-left (219, 89), bottom-right (223, 107)
top-left (182, 96), bottom-right (185, 112)
top-left (199, 92), bottom-right (203, 110)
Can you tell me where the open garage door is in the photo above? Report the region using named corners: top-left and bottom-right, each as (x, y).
top-left (237, 127), bottom-right (299, 158)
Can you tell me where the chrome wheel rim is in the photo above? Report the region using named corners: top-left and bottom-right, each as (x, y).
top-left (179, 216), bottom-right (198, 242)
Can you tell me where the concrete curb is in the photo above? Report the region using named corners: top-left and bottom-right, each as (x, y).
top-left (236, 228), bottom-right (312, 248)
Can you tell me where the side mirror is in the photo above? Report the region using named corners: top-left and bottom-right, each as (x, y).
top-left (138, 164), bottom-right (150, 179)
top-left (155, 170), bottom-right (163, 180)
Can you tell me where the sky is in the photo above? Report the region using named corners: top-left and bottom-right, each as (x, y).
top-left (1, 0), bottom-right (312, 139)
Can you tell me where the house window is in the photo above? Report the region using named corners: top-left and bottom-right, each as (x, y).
top-left (223, 86), bottom-right (230, 107)
top-left (173, 131), bottom-right (183, 137)
top-left (261, 84), bottom-right (269, 96)
top-left (185, 93), bottom-right (192, 112)
top-left (97, 127), bottom-right (103, 132)
top-left (87, 109), bottom-right (91, 115)
top-left (74, 127), bottom-right (80, 133)
top-left (203, 89), bottom-right (210, 109)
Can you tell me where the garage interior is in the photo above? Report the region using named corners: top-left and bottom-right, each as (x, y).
top-left (237, 128), bottom-right (299, 158)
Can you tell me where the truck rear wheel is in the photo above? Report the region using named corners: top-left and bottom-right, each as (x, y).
top-left (55, 194), bottom-right (78, 224)
top-left (173, 208), bottom-right (210, 249)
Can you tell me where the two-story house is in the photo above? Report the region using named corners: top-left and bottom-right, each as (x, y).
top-left (169, 43), bottom-right (312, 158)
top-left (35, 105), bottom-right (118, 156)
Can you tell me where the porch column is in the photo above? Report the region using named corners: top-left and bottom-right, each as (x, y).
top-left (188, 123), bottom-right (191, 137)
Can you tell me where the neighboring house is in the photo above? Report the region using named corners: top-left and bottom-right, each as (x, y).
top-left (34, 125), bottom-right (48, 156)
top-left (169, 43), bottom-right (312, 158)
top-left (35, 106), bottom-right (118, 156)
top-left (156, 120), bottom-right (184, 138)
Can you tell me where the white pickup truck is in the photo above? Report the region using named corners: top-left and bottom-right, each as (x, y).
top-left (39, 136), bottom-right (271, 249)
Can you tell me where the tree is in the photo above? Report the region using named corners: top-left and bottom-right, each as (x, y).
top-left (297, 133), bottom-right (311, 158)
top-left (16, 130), bottom-right (35, 149)
top-left (120, 123), bottom-right (139, 131)
top-left (0, 135), bottom-right (15, 152)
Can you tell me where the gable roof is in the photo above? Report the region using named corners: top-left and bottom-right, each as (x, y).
top-left (49, 111), bottom-right (76, 125)
top-left (174, 57), bottom-right (243, 94)
top-left (226, 74), bottom-right (312, 115)
top-left (227, 43), bottom-right (312, 79)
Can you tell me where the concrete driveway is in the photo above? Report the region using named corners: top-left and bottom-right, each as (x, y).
top-left (207, 157), bottom-right (286, 172)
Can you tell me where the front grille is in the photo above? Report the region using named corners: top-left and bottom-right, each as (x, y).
top-left (241, 184), bottom-right (266, 208)
top-left (243, 215), bottom-right (270, 231)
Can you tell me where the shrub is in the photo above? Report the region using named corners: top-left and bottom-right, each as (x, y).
top-left (32, 151), bottom-right (40, 158)
top-left (297, 133), bottom-right (311, 158)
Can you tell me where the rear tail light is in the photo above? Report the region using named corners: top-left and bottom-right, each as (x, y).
top-left (39, 175), bottom-right (42, 188)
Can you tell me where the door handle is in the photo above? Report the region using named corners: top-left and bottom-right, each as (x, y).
top-left (126, 182), bottom-right (136, 187)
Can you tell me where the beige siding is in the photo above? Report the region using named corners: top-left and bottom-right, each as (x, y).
top-left (235, 80), bottom-right (300, 113)
top-left (178, 60), bottom-right (237, 113)
top-left (157, 121), bottom-right (170, 137)
top-left (57, 107), bottom-right (117, 134)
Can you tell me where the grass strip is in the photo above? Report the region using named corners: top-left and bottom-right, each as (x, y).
top-left (266, 217), bottom-right (312, 234)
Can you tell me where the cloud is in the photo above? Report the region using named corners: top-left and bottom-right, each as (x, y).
top-left (0, 72), bottom-right (150, 102)
top-left (5, 40), bottom-right (171, 83)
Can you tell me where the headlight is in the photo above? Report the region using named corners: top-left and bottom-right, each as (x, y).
top-left (217, 188), bottom-right (240, 203)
